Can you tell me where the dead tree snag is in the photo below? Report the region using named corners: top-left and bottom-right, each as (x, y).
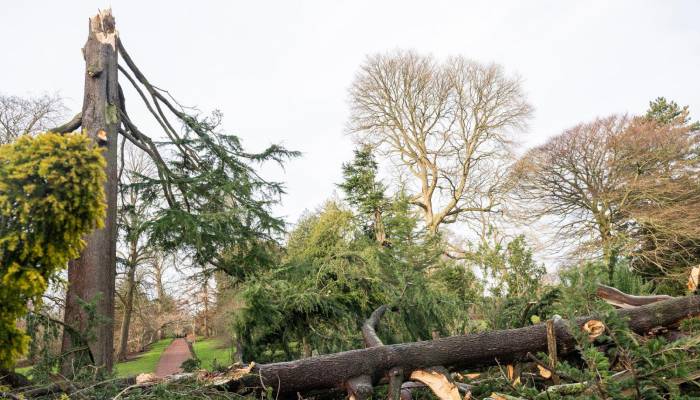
top-left (61, 8), bottom-right (120, 374)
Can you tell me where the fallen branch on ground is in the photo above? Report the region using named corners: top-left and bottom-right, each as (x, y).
top-left (150, 294), bottom-right (698, 396)
top-left (16, 291), bottom-right (700, 399)
top-left (596, 284), bottom-right (674, 308)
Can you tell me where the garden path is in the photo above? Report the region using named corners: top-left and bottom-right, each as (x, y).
top-left (154, 338), bottom-right (192, 377)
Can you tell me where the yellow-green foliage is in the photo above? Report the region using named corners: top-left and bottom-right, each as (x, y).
top-left (0, 132), bottom-right (105, 369)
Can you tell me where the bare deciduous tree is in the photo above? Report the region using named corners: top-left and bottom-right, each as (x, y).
top-left (348, 50), bottom-right (532, 234)
top-left (140, 252), bottom-right (183, 342)
top-left (115, 144), bottom-right (156, 361)
top-left (513, 116), bottom-right (628, 277)
top-left (615, 115), bottom-right (700, 282)
top-left (0, 93), bottom-right (66, 144)
top-left (513, 114), bottom-right (700, 282)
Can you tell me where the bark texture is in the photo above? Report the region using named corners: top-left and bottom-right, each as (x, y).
top-left (116, 260), bottom-right (137, 361)
top-left (229, 295), bottom-right (700, 394)
top-left (61, 9), bottom-right (120, 373)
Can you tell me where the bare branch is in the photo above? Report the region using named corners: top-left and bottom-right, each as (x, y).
top-left (348, 51), bottom-right (531, 233)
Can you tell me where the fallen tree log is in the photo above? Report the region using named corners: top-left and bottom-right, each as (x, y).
top-left (357, 304), bottom-right (459, 400)
top-left (227, 295), bottom-right (700, 395)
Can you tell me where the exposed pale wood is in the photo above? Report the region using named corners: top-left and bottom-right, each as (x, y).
top-left (582, 320), bottom-right (605, 340)
top-left (505, 364), bottom-right (514, 382)
top-left (689, 266), bottom-right (700, 292)
top-left (399, 381), bottom-right (472, 400)
top-left (526, 352), bottom-right (555, 381)
top-left (409, 369), bottom-right (460, 400)
top-left (489, 393), bottom-right (525, 400)
top-left (545, 319), bottom-right (559, 384)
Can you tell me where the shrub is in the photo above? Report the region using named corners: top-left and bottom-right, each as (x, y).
top-left (0, 132), bottom-right (105, 369)
top-left (180, 358), bottom-right (201, 372)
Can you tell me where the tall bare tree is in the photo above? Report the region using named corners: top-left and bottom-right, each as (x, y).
top-left (513, 113), bottom-right (700, 282)
top-left (513, 116), bottom-right (628, 277)
top-left (0, 93), bottom-right (66, 144)
top-left (621, 109), bottom-right (700, 283)
top-left (131, 252), bottom-right (183, 345)
top-left (115, 144), bottom-right (156, 361)
top-left (348, 51), bottom-right (532, 234)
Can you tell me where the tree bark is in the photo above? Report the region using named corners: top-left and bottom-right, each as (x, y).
top-left (203, 278), bottom-right (210, 338)
top-left (116, 260), bottom-right (137, 361)
top-left (225, 295), bottom-right (700, 395)
top-left (234, 337), bottom-right (244, 363)
top-left (302, 336), bottom-right (312, 358)
top-left (61, 9), bottom-right (120, 374)
top-left (373, 208), bottom-right (386, 245)
top-left (153, 256), bottom-right (167, 340)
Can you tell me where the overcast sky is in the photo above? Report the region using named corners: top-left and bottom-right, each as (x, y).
top-left (2, 1), bottom-right (699, 229)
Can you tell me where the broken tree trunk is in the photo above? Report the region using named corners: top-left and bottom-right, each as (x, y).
top-left (61, 9), bottom-right (120, 374)
top-left (224, 295), bottom-right (700, 395)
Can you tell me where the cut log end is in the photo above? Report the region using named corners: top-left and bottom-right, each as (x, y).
top-left (409, 368), bottom-right (461, 400)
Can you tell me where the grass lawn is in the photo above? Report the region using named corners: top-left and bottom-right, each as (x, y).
top-left (17, 338), bottom-right (219, 378)
top-left (192, 337), bottom-right (230, 371)
top-left (15, 339), bottom-right (173, 378)
top-left (113, 338), bottom-right (173, 377)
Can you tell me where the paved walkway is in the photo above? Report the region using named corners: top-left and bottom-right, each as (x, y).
top-left (154, 338), bottom-right (193, 377)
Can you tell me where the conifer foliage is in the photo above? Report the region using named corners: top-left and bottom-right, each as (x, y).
top-left (339, 145), bottom-right (387, 243)
top-left (232, 146), bottom-right (477, 362)
top-left (0, 132), bottom-right (105, 368)
top-left (117, 42), bottom-right (300, 278)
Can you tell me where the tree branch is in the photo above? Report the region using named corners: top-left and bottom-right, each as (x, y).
top-left (50, 112), bottom-right (82, 133)
top-left (596, 284), bottom-right (674, 308)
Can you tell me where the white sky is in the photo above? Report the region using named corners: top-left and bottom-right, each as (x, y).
top-left (2, 0), bottom-right (699, 232)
